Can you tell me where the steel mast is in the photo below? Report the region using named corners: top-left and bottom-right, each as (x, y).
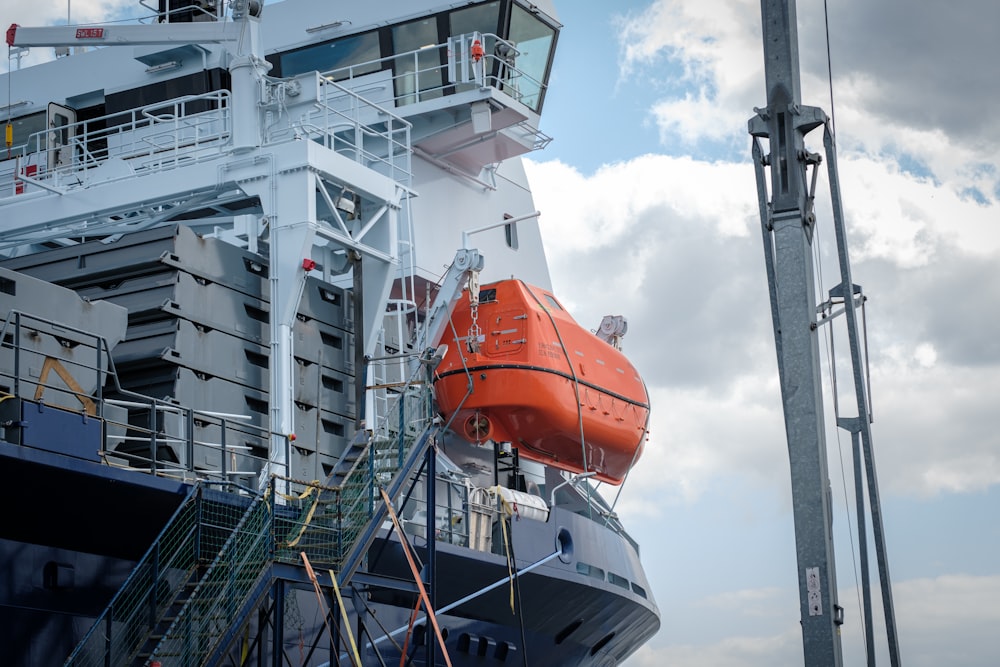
top-left (750, 1), bottom-right (902, 665)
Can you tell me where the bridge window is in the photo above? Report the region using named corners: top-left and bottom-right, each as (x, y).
top-left (508, 4), bottom-right (557, 111)
top-left (448, 2), bottom-right (503, 96)
top-left (105, 69), bottom-right (229, 125)
top-left (392, 18), bottom-right (443, 104)
top-left (450, 2), bottom-right (502, 37)
top-left (269, 1), bottom-right (559, 112)
top-left (280, 30), bottom-right (382, 80)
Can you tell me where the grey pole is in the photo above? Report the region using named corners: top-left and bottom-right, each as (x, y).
top-left (750, 0), bottom-right (843, 664)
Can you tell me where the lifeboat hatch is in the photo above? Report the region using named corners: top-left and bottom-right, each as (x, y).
top-left (486, 308), bottom-right (526, 356)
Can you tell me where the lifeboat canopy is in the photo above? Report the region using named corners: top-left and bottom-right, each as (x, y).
top-left (432, 279), bottom-right (650, 485)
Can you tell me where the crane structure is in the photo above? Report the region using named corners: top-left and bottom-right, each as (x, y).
top-left (749, 1), bottom-right (902, 665)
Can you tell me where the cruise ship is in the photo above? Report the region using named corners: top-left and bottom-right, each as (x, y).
top-left (0, 1), bottom-right (659, 665)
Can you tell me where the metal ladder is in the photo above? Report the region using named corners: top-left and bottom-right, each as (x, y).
top-left (64, 380), bottom-right (437, 666)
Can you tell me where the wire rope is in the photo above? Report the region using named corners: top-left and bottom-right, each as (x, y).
top-left (823, 0), bottom-right (837, 136)
top-left (809, 34), bottom-right (867, 650)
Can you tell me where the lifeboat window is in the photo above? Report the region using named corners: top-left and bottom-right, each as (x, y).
top-left (543, 294), bottom-right (562, 310)
top-left (279, 30), bottom-right (382, 80)
top-left (478, 288), bottom-right (498, 303)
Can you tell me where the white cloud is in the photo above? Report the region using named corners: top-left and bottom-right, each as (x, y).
top-left (699, 586), bottom-right (791, 617)
top-left (526, 149), bottom-right (1000, 499)
top-left (1, 0), bottom-right (144, 72)
top-left (625, 575), bottom-right (1000, 667)
top-left (612, 0), bottom-right (1000, 208)
top-left (628, 629), bottom-right (802, 667)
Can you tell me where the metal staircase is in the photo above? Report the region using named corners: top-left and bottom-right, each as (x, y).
top-left (64, 380), bottom-right (437, 667)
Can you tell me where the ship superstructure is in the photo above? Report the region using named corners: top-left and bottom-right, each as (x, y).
top-left (0, 1), bottom-right (659, 665)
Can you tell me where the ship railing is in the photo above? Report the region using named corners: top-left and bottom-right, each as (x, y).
top-left (263, 72), bottom-right (413, 186)
top-left (148, 487), bottom-right (272, 666)
top-left (100, 396), bottom-right (272, 485)
top-left (65, 378), bottom-right (438, 663)
top-left (0, 91), bottom-right (231, 197)
top-left (0, 309), bottom-right (113, 417)
top-left (271, 366), bottom-right (436, 571)
top-left (0, 307), bottom-right (277, 483)
top-left (322, 32), bottom-right (549, 115)
top-left (397, 468), bottom-right (479, 549)
top-left (64, 481), bottom-right (261, 667)
top-left (553, 475), bottom-right (642, 555)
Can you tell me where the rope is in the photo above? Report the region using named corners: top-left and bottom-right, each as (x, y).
top-left (300, 553), bottom-right (350, 666)
top-left (378, 487), bottom-right (453, 667)
top-left (521, 283), bottom-right (592, 514)
top-left (491, 487), bottom-right (519, 612)
top-left (499, 512), bottom-right (515, 613)
top-left (398, 598), bottom-right (423, 667)
top-left (493, 487), bottom-right (529, 667)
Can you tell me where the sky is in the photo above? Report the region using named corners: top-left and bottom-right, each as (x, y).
top-left (524, 1), bottom-right (1000, 666)
top-left (2, 0), bottom-right (998, 665)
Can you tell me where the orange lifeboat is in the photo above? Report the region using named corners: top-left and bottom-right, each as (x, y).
top-left (432, 279), bottom-right (650, 485)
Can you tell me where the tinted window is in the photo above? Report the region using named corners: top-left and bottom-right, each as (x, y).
top-left (281, 31), bottom-right (382, 79)
top-left (104, 69), bottom-right (230, 126)
top-left (392, 18), bottom-right (443, 104)
top-left (449, 1), bottom-right (502, 48)
top-left (1, 111), bottom-right (46, 155)
top-left (508, 4), bottom-right (556, 111)
top-left (448, 2), bottom-right (502, 94)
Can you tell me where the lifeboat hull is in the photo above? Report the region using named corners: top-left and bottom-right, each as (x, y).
top-left (433, 280), bottom-right (649, 485)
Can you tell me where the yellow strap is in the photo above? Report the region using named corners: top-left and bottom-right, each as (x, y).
top-left (239, 624), bottom-right (250, 665)
top-left (491, 485), bottom-right (516, 518)
top-left (328, 569), bottom-right (363, 666)
top-left (34, 356), bottom-right (96, 415)
top-left (277, 484), bottom-right (316, 502)
top-left (284, 493), bottom-right (320, 548)
top-left (301, 553), bottom-right (361, 667)
top-left (499, 513), bottom-right (515, 613)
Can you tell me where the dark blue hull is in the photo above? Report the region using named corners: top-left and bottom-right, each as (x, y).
top-left (0, 439), bottom-right (658, 666)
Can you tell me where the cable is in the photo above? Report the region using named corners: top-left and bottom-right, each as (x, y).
top-left (823, 0), bottom-right (837, 136)
top-left (815, 227), bottom-right (867, 662)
